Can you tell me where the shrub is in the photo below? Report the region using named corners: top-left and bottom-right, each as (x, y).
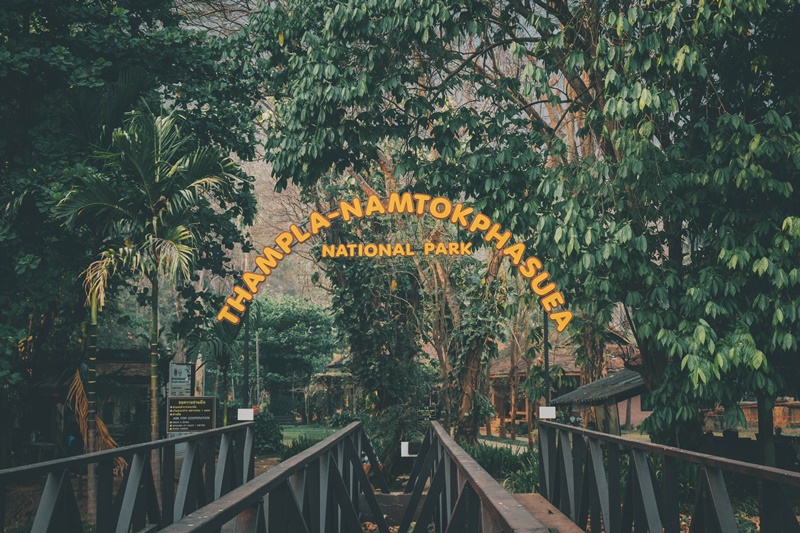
top-left (502, 454), bottom-right (539, 493)
top-left (280, 434), bottom-right (326, 461)
top-left (253, 410), bottom-right (284, 455)
top-left (463, 442), bottom-right (539, 493)
top-left (328, 411), bottom-right (361, 428)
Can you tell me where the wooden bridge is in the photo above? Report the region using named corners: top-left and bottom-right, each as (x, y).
top-left (2, 419), bottom-right (800, 532)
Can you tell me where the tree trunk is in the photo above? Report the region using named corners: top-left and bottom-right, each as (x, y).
top-left (149, 275), bottom-right (162, 501)
top-left (223, 366), bottom-right (229, 426)
top-left (758, 395), bottom-right (776, 467)
top-left (456, 347), bottom-right (483, 445)
top-left (625, 398), bottom-right (632, 430)
top-left (87, 295), bottom-right (98, 524)
top-left (510, 381), bottom-right (517, 441)
top-left (526, 398), bottom-right (534, 450)
top-left (579, 322), bottom-right (606, 429)
top-left (455, 251), bottom-right (503, 445)
top-left (499, 385), bottom-right (507, 440)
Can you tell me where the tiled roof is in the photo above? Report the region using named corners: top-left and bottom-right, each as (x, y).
top-left (550, 368), bottom-right (646, 406)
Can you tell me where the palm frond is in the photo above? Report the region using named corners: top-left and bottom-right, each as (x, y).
top-left (54, 176), bottom-right (138, 231)
top-left (83, 256), bottom-right (117, 309)
top-left (67, 371), bottom-right (126, 473)
top-left (149, 227), bottom-right (194, 281)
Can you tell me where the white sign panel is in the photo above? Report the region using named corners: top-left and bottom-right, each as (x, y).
top-left (539, 406), bottom-right (556, 419)
top-left (237, 408), bottom-right (255, 421)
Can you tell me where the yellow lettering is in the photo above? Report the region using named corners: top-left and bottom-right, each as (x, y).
top-left (378, 243), bottom-right (391, 256)
top-left (388, 192), bottom-right (414, 214)
top-left (502, 243), bottom-right (526, 265)
top-left (450, 203), bottom-right (474, 228)
top-left (429, 197), bottom-right (453, 220)
top-left (459, 242), bottom-right (472, 255)
top-left (405, 243), bottom-right (415, 256)
top-left (216, 305), bottom-right (240, 325)
top-left (530, 271), bottom-right (556, 296)
top-left (484, 223), bottom-right (512, 249)
top-left (226, 286), bottom-right (253, 313)
top-left (364, 244), bottom-right (378, 257)
top-left (309, 211), bottom-right (331, 234)
top-left (365, 194), bottom-right (386, 216)
top-left (413, 193), bottom-right (431, 215)
top-left (322, 245), bottom-right (335, 258)
top-left (550, 310), bottom-right (574, 332)
top-left (347, 244), bottom-right (358, 256)
top-left (435, 243), bottom-right (447, 255)
top-left (290, 224), bottom-right (311, 243)
top-left (540, 291), bottom-right (564, 312)
top-left (468, 213), bottom-right (491, 233)
top-left (242, 271), bottom-right (266, 294)
top-left (393, 243), bottom-right (407, 256)
top-left (424, 242), bottom-right (435, 254)
top-left (255, 247), bottom-right (284, 274)
top-left (518, 256), bottom-right (542, 279)
top-left (340, 197), bottom-right (363, 221)
top-left (448, 242), bottom-right (458, 254)
top-left (335, 245), bottom-right (348, 258)
top-left (275, 231), bottom-right (294, 254)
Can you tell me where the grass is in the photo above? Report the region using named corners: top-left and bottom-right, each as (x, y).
top-left (280, 424), bottom-right (337, 446)
top-left (479, 434), bottom-right (533, 448)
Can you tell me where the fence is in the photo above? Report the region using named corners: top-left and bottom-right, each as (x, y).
top-left (399, 421), bottom-right (551, 533)
top-left (539, 420), bottom-right (800, 532)
top-left (0, 422), bottom-right (254, 533)
top-left (159, 421), bottom-right (388, 533)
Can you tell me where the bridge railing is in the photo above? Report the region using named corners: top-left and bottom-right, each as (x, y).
top-left (539, 420), bottom-right (800, 533)
top-left (0, 422), bottom-right (254, 533)
top-left (399, 421), bottom-right (551, 533)
top-left (159, 421), bottom-right (390, 533)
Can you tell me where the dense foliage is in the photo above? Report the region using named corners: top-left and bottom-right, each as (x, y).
top-left (253, 409), bottom-right (284, 455)
top-left (247, 0), bottom-right (800, 451)
top-left (253, 296), bottom-right (337, 417)
top-left (0, 0), bottom-right (260, 461)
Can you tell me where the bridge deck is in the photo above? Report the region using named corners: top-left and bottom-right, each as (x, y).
top-left (514, 493), bottom-right (584, 533)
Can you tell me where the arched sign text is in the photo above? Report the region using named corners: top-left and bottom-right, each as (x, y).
top-left (217, 193), bottom-right (573, 332)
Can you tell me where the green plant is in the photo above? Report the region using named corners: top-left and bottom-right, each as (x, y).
top-left (253, 410), bottom-right (284, 455)
top-left (463, 442), bottom-right (538, 493)
top-left (280, 434), bottom-right (326, 461)
top-left (328, 411), bottom-right (360, 428)
top-left (502, 454), bottom-right (539, 494)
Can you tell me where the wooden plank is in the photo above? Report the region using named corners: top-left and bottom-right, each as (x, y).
top-left (410, 461), bottom-right (446, 533)
top-left (31, 470), bottom-right (84, 533)
top-left (161, 444), bottom-right (176, 528)
top-left (513, 493), bottom-right (585, 533)
top-left (631, 449), bottom-right (662, 532)
top-left (404, 428), bottom-right (431, 494)
top-left (444, 482), bottom-right (479, 533)
top-left (342, 437), bottom-right (389, 533)
top-left (358, 428), bottom-right (389, 494)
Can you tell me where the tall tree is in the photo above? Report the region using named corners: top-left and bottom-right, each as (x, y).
top-left (57, 108), bottom-right (251, 483)
top-left (1, 0), bottom-right (260, 465)
top-left (247, 0), bottom-right (800, 454)
top-left (252, 295), bottom-right (336, 419)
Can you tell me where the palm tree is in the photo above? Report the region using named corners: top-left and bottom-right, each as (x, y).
top-left (56, 107), bottom-right (242, 488)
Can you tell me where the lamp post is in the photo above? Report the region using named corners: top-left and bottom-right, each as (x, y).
top-left (543, 307), bottom-right (549, 405)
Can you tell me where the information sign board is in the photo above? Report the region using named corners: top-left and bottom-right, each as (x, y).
top-left (169, 362), bottom-right (194, 397)
top-left (167, 396), bottom-right (215, 433)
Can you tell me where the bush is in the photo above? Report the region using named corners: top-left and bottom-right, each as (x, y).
top-left (463, 442), bottom-right (539, 493)
top-left (280, 434), bottom-right (326, 461)
top-left (253, 410), bottom-right (284, 455)
top-left (328, 411), bottom-right (360, 428)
